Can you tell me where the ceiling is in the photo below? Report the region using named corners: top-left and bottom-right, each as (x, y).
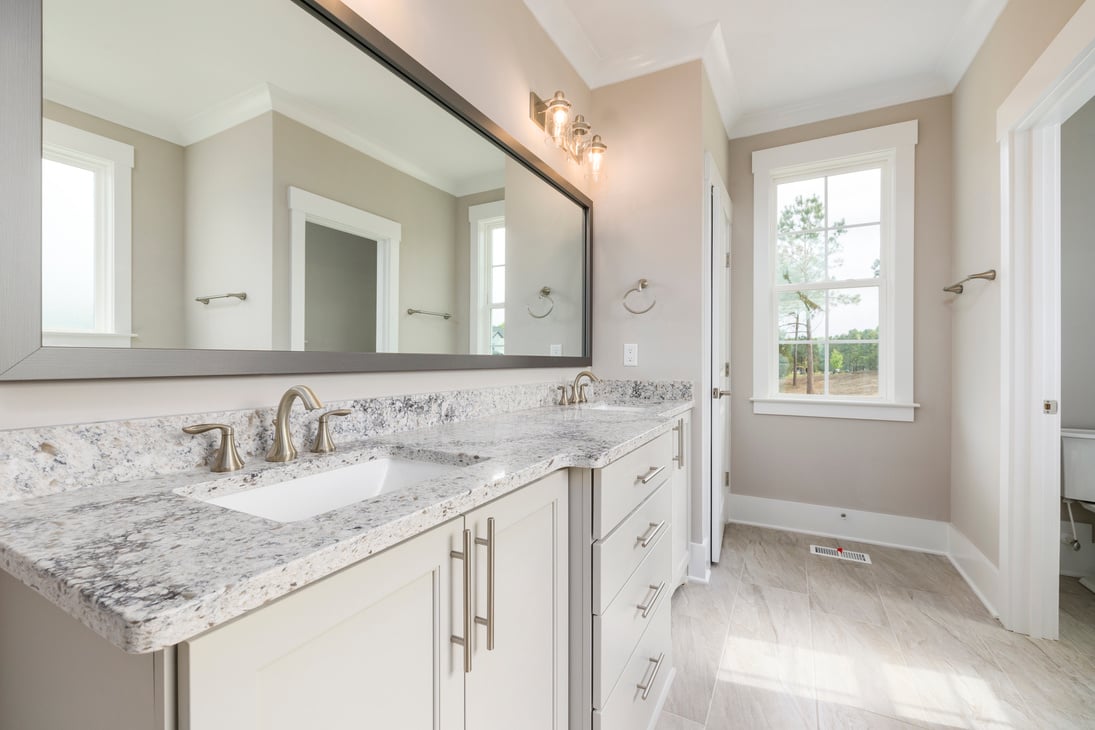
top-left (522, 0), bottom-right (1008, 138)
top-left (43, 0), bottom-right (505, 196)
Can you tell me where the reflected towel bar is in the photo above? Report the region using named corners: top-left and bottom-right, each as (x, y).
top-left (407, 308), bottom-right (452, 320)
top-left (195, 292), bottom-right (247, 305)
top-left (943, 270), bottom-right (996, 295)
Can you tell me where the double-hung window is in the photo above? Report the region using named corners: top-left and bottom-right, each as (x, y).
top-left (752, 121), bottom-right (918, 421)
top-left (41, 119), bottom-right (134, 348)
top-left (468, 201), bottom-right (506, 355)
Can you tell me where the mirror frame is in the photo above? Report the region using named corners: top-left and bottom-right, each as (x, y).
top-left (0, 0), bottom-right (593, 380)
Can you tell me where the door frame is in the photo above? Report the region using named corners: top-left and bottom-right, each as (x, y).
top-left (288, 186), bottom-right (400, 352)
top-left (697, 151), bottom-right (732, 578)
top-left (997, 0), bottom-right (1095, 638)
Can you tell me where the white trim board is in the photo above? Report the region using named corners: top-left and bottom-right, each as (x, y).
top-left (727, 493), bottom-right (950, 554)
top-left (947, 524), bottom-right (1003, 619)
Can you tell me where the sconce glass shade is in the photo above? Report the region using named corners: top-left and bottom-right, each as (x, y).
top-left (545, 90), bottom-right (571, 144)
top-left (569, 114), bottom-right (591, 159)
top-left (586, 134), bottom-right (607, 182)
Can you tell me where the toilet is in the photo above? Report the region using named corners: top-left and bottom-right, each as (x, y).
top-left (1062, 428), bottom-right (1095, 514)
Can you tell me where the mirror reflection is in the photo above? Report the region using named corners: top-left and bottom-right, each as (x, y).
top-left (41, 0), bottom-right (587, 357)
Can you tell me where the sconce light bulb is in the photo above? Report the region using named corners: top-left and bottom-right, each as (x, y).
top-left (586, 135), bottom-right (607, 182)
top-left (545, 91), bottom-right (571, 145)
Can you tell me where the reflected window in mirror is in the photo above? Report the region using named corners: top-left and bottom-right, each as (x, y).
top-left (41, 120), bottom-right (133, 348)
top-left (469, 201), bottom-right (506, 355)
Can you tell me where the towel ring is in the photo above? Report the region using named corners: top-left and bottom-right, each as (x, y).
top-left (623, 279), bottom-right (656, 315)
top-left (528, 286), bottom-right (555, 319)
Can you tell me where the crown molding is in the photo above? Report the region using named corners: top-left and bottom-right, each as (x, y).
top-left (701, 23), bottom-right (740, 140)
top-left (729, 73), bottom-right (949, 140)
top-left (43, 78), bottom-right (187, 145)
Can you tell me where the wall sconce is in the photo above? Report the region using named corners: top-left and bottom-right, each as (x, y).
top-left (530, 89), bottom-right (607, 182)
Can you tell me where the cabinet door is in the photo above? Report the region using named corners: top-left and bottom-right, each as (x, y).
top-left (465, 471), bottom-right (568, 730)
top-left (179, 519), bottom-right (465, 730)
top-left (672, 412), bottom-right (691, 585)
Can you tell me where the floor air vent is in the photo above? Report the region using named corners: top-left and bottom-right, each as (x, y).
top-left (810, 545), bottom-right (872, 564)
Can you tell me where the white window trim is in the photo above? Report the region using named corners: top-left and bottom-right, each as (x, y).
top-left (41, 119), bottom-right (134, 348)
top-left (288, 186), bottom-right (400, 353)
top-left (751, 120), bottom-right (919, 422)
top-left (468, 200), bottom-right (505, 355)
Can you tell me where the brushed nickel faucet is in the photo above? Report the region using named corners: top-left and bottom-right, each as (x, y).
top-left (571, 370), bottom-right (601, 404)
top-left (267, 385), bottom-right (324, 462)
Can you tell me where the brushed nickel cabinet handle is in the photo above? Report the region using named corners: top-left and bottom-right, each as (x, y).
top-left (639, 465), bottom-right (666, 485)
top-left (637, 521), bottom-right (666, 548)
top-left (637, 653), bottom-right (666, 700)
top-left (450, 528), bottom-right (473, 673)
top-left (674, 418), bottom-right (685, 470)
top-left (637, 581), bottom-right (667, 618)
top-left (474, 517), bottom-right (496, 651)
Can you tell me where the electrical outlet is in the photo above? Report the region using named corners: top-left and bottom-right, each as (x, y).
top-left (623, 343), bottom-right (639, 367)
top-left (549, 344), bottom-right (562, 356)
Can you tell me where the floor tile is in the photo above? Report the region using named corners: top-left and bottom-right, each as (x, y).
top-left (654, 710), bottom-right (705, 730)
top-left (811, 612), bottom-right (920, 723)
top-left (807, 555), bottom-right (889, 627)
top-left (816, 701), bottom-right (925, 730)
top-left (662, 610), bottom-right (725, 724)
top-left (738, 538), bottom-right (809, 594)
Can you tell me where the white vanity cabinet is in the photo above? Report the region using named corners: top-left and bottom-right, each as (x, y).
top-left (570, 414), bottom-right (690, 730)
top-left (671, 412), bottom-right (691, 585)
top-left (180, 469), bottom-right (569, 730)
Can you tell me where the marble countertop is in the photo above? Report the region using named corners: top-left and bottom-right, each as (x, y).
top-left (0, 399), bottom-right (691, 654)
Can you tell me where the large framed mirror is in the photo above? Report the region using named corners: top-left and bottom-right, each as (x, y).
top-left (0, 0), bottom-right (591, 380)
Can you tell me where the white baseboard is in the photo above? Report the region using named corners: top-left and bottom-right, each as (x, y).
top-left (946, 524), bottom-right (1001, 618)
top-left (687, 540), bottom-right (711, 583)
top-left (727, 494), bottom-right (950, 553)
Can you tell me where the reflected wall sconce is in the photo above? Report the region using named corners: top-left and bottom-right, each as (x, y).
top-left (529, 90), bottom-right (608, 182)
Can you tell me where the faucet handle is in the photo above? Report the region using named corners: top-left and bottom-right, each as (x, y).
top-left (557, 385), bottom-right (570, 406)
top-left (183, 423), bottom-right (245, 473)
top-left (312, 409), bottom-right (352, 454)
top-left (578, 383), bottom-right (590, 403)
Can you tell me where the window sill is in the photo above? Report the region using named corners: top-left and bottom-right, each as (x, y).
top-left (750, 397), bottom-right (918, 422)
top-left (42, 331), bottom-right (136, 348)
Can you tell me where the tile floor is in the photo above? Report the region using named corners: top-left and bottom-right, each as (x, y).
top-left (656, 524), bottom-right (1095, 729)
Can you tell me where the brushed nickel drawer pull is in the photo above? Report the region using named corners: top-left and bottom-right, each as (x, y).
top-left (639, 465), bottom-right (666, 485)
top-left (674, 419), bottom-right (685, 470)
top-left (637, 520), bottom-right (666, 548)
top-left (473, 517), bottom-right (496, 651)
top-left (637, 581), bottom-right (666, 618)
top-left (637, 653), bottom-right (666, 700)
top-left (450, 528), bottom-right (473, 673)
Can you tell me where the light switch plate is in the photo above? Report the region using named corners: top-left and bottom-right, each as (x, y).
top-left (623, 343), bottom-right (638, 367)
top-left (549, 344), bottom-right (562, 356)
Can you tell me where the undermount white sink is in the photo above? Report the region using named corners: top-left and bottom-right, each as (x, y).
top-left (583, 402), bottom-right (649, 413)
top-left (200, 458), bottom-right (455, 523)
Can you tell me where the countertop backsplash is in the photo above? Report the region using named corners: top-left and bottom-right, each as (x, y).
top-left (0, 379), bottom-right (692, 503)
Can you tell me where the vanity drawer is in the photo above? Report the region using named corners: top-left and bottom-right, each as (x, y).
top-left (592, 532), bottom-right (671, 708)
top-left (593, 432), bottom-right (672, 540)
top-left (592, 593), bottom-right (672, 730)
top-left (592, 482), bottom-right (671, 615)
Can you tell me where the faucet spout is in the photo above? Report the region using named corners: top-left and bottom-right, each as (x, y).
top-left (267, 385), bottom-right (324, 462)
top-left (571, 370), bottom-right (601, 404)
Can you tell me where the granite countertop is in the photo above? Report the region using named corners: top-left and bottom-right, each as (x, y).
top-left (0, 399), bottom-right (691, 654)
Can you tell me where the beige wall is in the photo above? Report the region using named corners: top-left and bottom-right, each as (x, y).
top-left (591, 62), bottom-right (707, 535)
top-left (951, 0), bottom-right (1083, 563)
top-left (1059, 97), bottom-right (1095, 429)
top-left (702, 68), bottom-right (731, 189)
top-left (271, 113), bottom-right (461, 354)
top-left (43, 102), bottom-right (186, 349)
top-left (728, 96), bottom-right (954, 521)
top-left (2, 0), bottom-right (588, 428)
top-left (185, 113), bottom-right (274, 350)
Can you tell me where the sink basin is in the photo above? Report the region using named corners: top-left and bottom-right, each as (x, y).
top-left (200, 458), bottom-right (455, 523)
top-left (583, 402), bottom-right (649, 413)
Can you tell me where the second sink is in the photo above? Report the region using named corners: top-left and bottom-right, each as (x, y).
top-left (200, 458), bottom-right (456, 523)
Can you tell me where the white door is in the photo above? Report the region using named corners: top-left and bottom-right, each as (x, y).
top-left (465, 471), bottom-right (568, 730)
top-left (710, 172), bottom-right (732, 563)
top-left (179, 520), bottom-right (465, 730)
